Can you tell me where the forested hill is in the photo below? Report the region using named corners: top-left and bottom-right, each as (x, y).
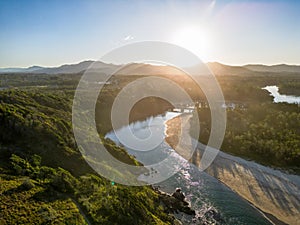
top-left (0, 87), bottom-right (178, 225)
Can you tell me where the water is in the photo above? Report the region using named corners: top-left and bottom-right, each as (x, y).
top-left (263, 85), bottom-right (300, 104)
top-left (106, 112), bottom-right (273, 225)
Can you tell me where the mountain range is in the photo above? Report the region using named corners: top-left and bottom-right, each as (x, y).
top-left (1, 61), bottom-right (300, 75)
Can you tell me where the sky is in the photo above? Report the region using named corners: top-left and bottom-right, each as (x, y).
top-left (0, 0), bottom-right (299, 68)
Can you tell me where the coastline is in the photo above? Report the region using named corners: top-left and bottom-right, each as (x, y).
top-left (164, 113), bottom-right (300, 225)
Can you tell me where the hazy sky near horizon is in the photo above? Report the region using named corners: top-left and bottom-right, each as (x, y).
top-left (0, 0), bottom-right (299, 68)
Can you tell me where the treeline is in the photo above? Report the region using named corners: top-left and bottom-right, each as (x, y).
top-left (216, 74), bottom-right (300, 103)
top-left (190, 103), bottom-right (300, 172)
top-left (0, 72), bottom-right (81, 89)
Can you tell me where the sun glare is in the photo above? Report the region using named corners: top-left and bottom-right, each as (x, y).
top-left (171, 26), bottom-right (211, 61)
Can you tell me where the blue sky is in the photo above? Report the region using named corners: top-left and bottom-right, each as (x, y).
top-left (0, 0), bottom-right (299, 67)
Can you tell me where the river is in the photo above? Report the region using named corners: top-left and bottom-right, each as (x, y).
top-left (262, 85), bottom-right (300, 104)
top-left (105, 112), bottom-right (282, 225)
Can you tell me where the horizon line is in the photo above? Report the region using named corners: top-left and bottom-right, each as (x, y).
top-left (1, 60), bottom-right (300, 70)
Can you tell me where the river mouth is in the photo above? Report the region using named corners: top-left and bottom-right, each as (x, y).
top-left (262, 85), bottom-right (300, 104)
top-left (105, 111), bottom-right (275, 225)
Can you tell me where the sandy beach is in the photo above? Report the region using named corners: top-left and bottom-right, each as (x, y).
top-left (165, 113), bottom-right (300, 225)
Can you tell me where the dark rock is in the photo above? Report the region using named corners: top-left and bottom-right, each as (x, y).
top-left (158, 188), bottom-right (195, 216)
top-left (172, 188), bottom-right (185, 202)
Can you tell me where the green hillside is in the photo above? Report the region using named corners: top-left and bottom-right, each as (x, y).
top-left (0, 87), bottom-right (175, 225)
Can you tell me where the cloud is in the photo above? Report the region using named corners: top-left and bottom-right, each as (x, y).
top-left (123, 35), bottom-right (134, 41)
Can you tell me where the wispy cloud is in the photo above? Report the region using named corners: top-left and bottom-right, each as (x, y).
top-left (123, 35), bottom-right (134, 41)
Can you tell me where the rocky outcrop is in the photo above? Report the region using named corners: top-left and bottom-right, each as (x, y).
top-left (157, 189), bottom-right (195, 216)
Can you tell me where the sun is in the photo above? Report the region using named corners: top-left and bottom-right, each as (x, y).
top-left (171, 26), bottom-right (211, 60)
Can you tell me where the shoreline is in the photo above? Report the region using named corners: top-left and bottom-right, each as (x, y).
top-left (164, 113), bottom-right (299, 225)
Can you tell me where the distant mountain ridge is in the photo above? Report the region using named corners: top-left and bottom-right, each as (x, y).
top-left (0, 61), bottom-right (119, 75)
top-left (206, 62), bottom-right (252, 75)
top-left (0, 65), bottom-right (44, 73)
top-left (244, 64), bottom-right (300, 73)
top-left (0, 61), bottom-right (300, 75)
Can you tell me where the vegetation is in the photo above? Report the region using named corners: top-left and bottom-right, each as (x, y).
top-left (190, 74), bottom-right (300, 173)
top-left (0, 77), bottom-right (177, 224)
top-left (1, 153), bottom-right (173, 224)
top-left (0, 69), bottom-right (299, 224)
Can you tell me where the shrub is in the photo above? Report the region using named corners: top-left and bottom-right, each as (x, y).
top-left (19, 178), bottom-right (35, 190)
